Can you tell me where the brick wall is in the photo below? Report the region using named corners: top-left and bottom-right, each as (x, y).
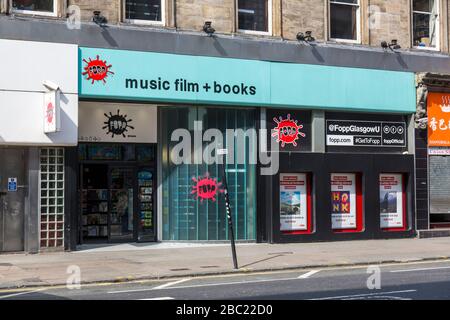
top-left (282, 0), bottom-right (326, 41)
top-left (68, 0), bottom-right (120, 24)
top-left (57, 0), bottom-right (449, 54)
top-left (368, 0), bottom-right (411, 49)
top-left (176, 0), bottom-right (234, 33)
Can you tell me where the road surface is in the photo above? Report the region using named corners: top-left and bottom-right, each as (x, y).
top-left (2, 260), bottom-right (450, 300)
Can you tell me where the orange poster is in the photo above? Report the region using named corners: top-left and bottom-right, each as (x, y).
top-left (428, 92), bottom-right (450, 147)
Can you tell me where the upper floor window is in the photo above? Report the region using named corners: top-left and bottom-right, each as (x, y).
top-left (124, 0), bottom-right (164, 25)
top-left (413, 0), bottom-right (439, 50)
top-left (12, 0), bottom-right (57, 16)
top-left (329, 0), bottom-right (360, 42)
top-left (237, 0), bottom-right (271, 34)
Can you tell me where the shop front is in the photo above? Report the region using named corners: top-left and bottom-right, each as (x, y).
top-left (416, 89), bottom-right (450, 231)
top-left (77, 102), bottom-right (157, 243)
top-left (0, 39), bottom-right (78, 253)
top-left (75, 46), bottom-right (416, 246)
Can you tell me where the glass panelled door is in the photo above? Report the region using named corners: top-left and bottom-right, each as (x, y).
top-left (109, 167), bottom-right (135, 241)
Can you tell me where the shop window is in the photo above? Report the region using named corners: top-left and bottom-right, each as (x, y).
top-left (329, 0), bottom-right (360, 42)
top-left (39, 148), bottom-right (65, 248)
top-left (330, 173), bottom-right (364, 233)
top-left (79, 144), bottom-right (155, 162)
top-left (12, 0), bottom-right (57, 16)
top-left (123, 0), bottom-right (164, 25)
top-left (161, 107), bottom-right (257, 241)
top-left (279, 173), bottom-right (313, 235)
top-left (413, 0), bottom-right (439, 50)
top-left (379, 174), bottom-right (407, 231)
top-left (237, 0), bottom-right (271, 34)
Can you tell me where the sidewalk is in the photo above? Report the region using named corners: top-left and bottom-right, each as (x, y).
top-left (1, 237), bottom-right (450, 289)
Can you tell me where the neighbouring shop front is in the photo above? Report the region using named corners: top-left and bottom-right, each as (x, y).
top-left (415, 77), bottom-right (450, 231)
top-left (74, 46), bottom-right (416, 247)
top-left (0, 39), bottom-right (78, 253)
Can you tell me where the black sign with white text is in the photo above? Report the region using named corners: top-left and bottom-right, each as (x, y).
top-left (326, 120), bottom-right (406, 148)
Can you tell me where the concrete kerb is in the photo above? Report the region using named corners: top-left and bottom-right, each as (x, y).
top-left (1, 255), bottom-right (449, 291)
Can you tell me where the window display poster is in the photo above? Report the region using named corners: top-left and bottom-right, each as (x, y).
top-left (380, 174), bottom-right (404, 229)
top-left (280, 173), bottom-right (308, 232)
top-left (331, 173), bottom-right (357, 230)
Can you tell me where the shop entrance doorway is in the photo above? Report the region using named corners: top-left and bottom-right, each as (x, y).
top-left (78, 144), bottom-right (156, 244)
top-left (0, 148), bottom-right (26, 252)
top-left (429, 155), bottom-right (450, 229)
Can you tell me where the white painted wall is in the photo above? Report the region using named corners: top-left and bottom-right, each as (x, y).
top-left (0, 39), bottom-right (78, 145)
top-left (79, 102), bottom-right (157, 143)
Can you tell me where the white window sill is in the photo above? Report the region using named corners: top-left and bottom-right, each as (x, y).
top-left (237, 29), bottom-right (272, 36)
top-left (329, 38), bottom-right (361, 45)
top-left (123, 19), bottom-right (165, 26)
top-left (413, 46), bottom-right (440, 52)
top-left (11, 9), bottom-right (57, 17)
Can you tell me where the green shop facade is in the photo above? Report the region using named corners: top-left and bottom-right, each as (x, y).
top-left (70, 46), bottom-right (417, 246)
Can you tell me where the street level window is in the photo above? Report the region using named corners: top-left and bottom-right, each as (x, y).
top-left (39, 148), bottom-right (65, 248)
top-left (331, 173), bottom-right (364, 233)
top-left (329, 0), bottom-right (360, 42)
top-left (124, 0), bottom-right (164, 24)
top-left (237, 0), bottom-right (271, 33)
top-left (12, 0), bottom-right (57, 16)
top-left (413, 0), bottom-right (439, 49)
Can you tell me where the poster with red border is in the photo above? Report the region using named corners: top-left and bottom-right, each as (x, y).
top-left (380, 174), bottom-right (405, 229)
top-left (280, 173), bottom-right (308, 232)
top-left (331, 173), bottom-right (357, 230)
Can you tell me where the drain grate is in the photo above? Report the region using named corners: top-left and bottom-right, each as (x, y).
top-left (0, 263), bottom-right (12, 267)
top-left (200, 265), bottom-right (219, 269)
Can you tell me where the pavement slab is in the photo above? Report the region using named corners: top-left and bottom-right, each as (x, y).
top-left (0, 237), bottom-right (450, 289)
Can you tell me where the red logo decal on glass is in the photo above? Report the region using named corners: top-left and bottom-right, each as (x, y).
top-left (82, 55), bottom-right (114, 84)
top-left (272, 114), bottom-right (306, 147)
top-left (191, 173), bottom-right (224, 203)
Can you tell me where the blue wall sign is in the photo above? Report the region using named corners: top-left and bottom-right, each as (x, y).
top-left (79, 47), bottom-right (416, 114)
top-left (7, 177), bottom-right (17, 192)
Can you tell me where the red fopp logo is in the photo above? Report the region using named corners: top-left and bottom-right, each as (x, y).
top-left (46, 102), bottom-right (54, 124)
top-left (191, 174), bottom-right (224, 203)
top-left (82, 55), bottom-right (114, 84)
top-left (272, 114), bottom-right (306, 147)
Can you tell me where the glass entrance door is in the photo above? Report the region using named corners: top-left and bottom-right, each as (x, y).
top-left (78, 143), bottom-right (157, 244)
top-left (109, 167), bottom-right (135, 242)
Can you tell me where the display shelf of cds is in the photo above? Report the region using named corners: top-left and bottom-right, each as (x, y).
top-left (81, 189), bottom-right (109, 239)
top-left (138, 169), bottom-right (154, 240)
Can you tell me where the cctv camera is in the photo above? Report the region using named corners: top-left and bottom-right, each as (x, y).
top-left (43, 80), bottom-right (60, 91)
top-left (418, 117), bottom-right (428, 124)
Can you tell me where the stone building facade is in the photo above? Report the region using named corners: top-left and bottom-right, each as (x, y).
top-left (0, 1), bottom-right (449, 52)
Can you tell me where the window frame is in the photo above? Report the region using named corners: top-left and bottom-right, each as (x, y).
top-left (328, 0), bottom-right (361, 44)
top-left (236, 0), bottom-right (273, 36)
top-left (10, 0), bottom-right (58, 17)
top-left (122, 0), bottom-right (166, 26)
top-left (412, 0), bottom-right (440, 51)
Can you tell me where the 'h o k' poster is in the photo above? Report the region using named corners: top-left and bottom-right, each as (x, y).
top-left (331, 173), bottom-right (357, 230)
